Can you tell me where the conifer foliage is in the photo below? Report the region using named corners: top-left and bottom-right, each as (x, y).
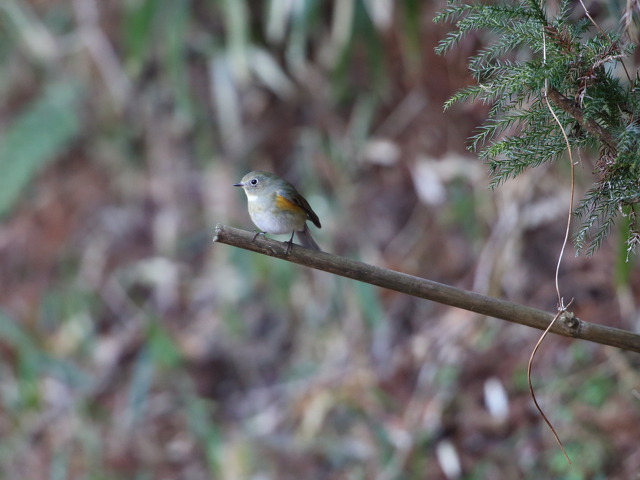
top-left (435, 0), bottom-right (640, 255)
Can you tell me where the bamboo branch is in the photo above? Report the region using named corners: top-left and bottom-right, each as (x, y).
top-left (213, 224), bottom-right (640, 354)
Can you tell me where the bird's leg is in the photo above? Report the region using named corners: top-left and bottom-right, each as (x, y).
top-left (285, 231), bottom-right (295, 254)
top-left (252, 231), bottom-right (266, 242)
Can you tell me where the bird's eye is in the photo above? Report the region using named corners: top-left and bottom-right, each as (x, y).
top-left (250, 178), bottom-right (259, 186)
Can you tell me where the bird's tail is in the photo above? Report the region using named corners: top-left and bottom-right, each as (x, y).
top-left (296, 224), bottom-right (321, 251)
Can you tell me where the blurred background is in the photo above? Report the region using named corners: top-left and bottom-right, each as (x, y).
top-left (1, 0), bottom-right (639, 478)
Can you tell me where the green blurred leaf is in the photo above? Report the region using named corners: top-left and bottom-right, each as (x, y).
top-left (615, 205), bottom-right (637, 282)
top-left (581, 375), bottom-right (615, 407)
top-left (127, 348), bottom-right (155, 424)
top-left (221, 0), bottom-right (250, 78)
top-left (185, 394), bottom-right (223, 474)
top-left (0, 309), bottom-right (38, 352)
top-left (147, 320), bottom-right (183, 368)
top-left (0, 81), bottom-right (82, 218)
top-left (123, 0), bottom-right (162, 68)
top-left (164, 1), bottom-right (193, 116)
top-left (0, 309), bottom-right (41, 386)
top-left (354, 281), bottom-right (383, 330)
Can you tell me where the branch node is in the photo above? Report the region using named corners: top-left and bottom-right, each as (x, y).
top-left (559, 310), bottom-right (581, 336)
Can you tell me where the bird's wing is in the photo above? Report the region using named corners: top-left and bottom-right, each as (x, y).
top-left (277, 189), bottom-right (321, 228)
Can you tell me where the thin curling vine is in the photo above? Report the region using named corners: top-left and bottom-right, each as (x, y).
top-left (435, 0), bottom-right (640, 256)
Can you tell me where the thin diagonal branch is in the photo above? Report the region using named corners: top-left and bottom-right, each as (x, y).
top-left (546, 87), bottom-right (618, 151)
top-left (214, 224), bottom-right (640, 354)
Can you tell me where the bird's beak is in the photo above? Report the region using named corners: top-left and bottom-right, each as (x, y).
top-left (233, 182), bottom-right (244, 187)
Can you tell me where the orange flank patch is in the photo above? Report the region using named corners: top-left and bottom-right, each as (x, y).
top-left (275, 194), bottom-right (305, 214)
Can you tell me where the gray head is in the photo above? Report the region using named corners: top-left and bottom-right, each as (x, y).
top-left (233, 170), bottom-right (280, 194)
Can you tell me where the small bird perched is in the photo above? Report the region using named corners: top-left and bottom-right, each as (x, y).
top-left (234, 170), bottom-right (321, 253)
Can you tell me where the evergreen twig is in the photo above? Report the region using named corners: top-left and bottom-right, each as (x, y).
top-left (435, 0), bottom-right (640, 254)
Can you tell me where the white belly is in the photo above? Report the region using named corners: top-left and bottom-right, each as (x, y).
top-left (249, 205), bottom-right (305, 234)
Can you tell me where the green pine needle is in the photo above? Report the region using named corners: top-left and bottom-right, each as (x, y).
top-left (435, 0), bottom-right (640, 255)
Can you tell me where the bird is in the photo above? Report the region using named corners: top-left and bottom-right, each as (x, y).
top-left (234, 170), bottom-right (321, 253)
